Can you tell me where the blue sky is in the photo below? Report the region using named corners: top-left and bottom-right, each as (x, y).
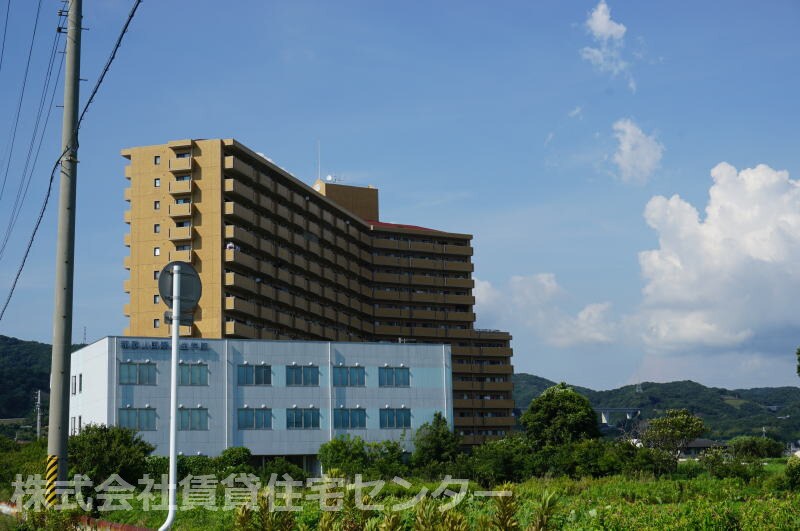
top-left (0, 1), bottom-right (799, 390)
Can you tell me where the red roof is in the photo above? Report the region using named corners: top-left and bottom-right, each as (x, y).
top-left (366, 220), bottom-right (437, 232)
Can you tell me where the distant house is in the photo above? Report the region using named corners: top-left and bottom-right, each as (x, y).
top-left (681, 438), bottom-right (726, 458)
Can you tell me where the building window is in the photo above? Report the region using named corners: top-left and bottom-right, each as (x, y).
top-left (178, 408), bottom-right (208, 431)
top-left (179, 362), bottom-right (208, 386)
top-left (71, 375), bottom-right (77, 395)
top-left (154, 178), bottom-right (161, 187)
top-left (154, 224), bottom-right (160, 233)
top-left (176, 174), bottom-right (191, 181)
top-left (378, 367), bottom-right (410, 387)
top-left (70, 416), bottom-right (76, 435)
top-left (119, 362), bottom-right (157, 385)
top-left (154, 155), bottom-right (161, 165)
top-left (176, 244), bottom-right (191, 251)
top-left (380, 408), bottom-right (411, 429)
top-left (286, 365), bottom-right (319, 386)
top-left (153, 294), bottom-right (159, 304)
top-left (78, 374), bottom-right (82, 393)
top-left (333, 366), bottom-right (365, 387)
top-left (154, 200), bottom-right (160, 210)
top-left (334, 408), bottom-right (366, 429)
top-left (175, 151), bottom-right (190, 159)
top-left (286, 408), bottom-right (320, 430)
top-left (237, 365), bottom-right (271, 386)
top-left (153, 319), bottom-right (160, 328)
top-left (118, 408), bottom-right (156, 431)
top-left (175, 197), bottom-right (191, 205)
top-left (153, 270), bottom-right (160, 280)
top-left (154, 247), bottom-right (160, 256)
top-left (237, 408), bottom-right (272, 430)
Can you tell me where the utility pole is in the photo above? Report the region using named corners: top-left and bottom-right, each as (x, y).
top-left (46, 0), bottom-right (82, 507)
top-left (35, 390), bottom-right (42, 440)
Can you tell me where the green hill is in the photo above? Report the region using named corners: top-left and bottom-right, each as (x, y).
top-left (513, 373), bottom-right (800, 442)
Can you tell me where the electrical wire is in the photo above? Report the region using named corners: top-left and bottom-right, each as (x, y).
top-left (0, 0), bottom-right (144, 322)
top-left (0, 9), bottom-right (68, 260)
top-left (0, 0), bottom-right (10, 75)
top-left (0, 0), bottom-right (44, 202)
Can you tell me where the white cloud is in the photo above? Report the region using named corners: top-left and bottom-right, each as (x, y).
top-left (568, 106), bottom-right (583, 119)
top-left (638, 162), bottom-right (800, 354)
top-left (544, 131), bottom-right (555, 146)
top-left (612, 118), bottom-right (664, 184)
top-left (580, 1), bottom-right (636, 92)
top-left (586, 0), bottom-right (626, 41)
top-left (475, 274), bottom-right (615, 348)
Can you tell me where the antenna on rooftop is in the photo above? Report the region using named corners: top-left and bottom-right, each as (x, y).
top-left (317, 140), bottom-right (320, 181)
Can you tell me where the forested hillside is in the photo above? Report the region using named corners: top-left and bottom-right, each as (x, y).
top-left (514, 373), bottom-right (800, 442)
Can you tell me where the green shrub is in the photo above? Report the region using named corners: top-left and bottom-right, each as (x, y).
top-left (783, 455), bottom-right (800, 489)
top-left (698, 447), bottom-right (761, 481)
top-left (215, 446), bottom-right (255, 477)
top-left (728, 436), bottom-right (784, 458)
top-left (67, 424), bottom-right (154, 490)
top-left (258, 456), bottom-right (307, 483)
top-left (178, 455), bottom-right (215, 478)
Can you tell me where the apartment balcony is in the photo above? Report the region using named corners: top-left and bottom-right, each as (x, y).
top-left (168, 226), bottom-right (192, 242)
top-left (123, 188), bottom-right (131, 202)
top-left (168, 157), bottom-right (192, 173)
top-left (123, 279), bottom-right (131, 293)
top-left (452, 381), bottom-right (512, 392)
top-left (224, 201), bottom-right (255, 226)
top-left (225, 249), bottom-right (258, 272)
top-left (223, 178), bottom-right (254, 202)
top-left (225, 320), bottom-right (257, 338)
top-left (123, 303), bottom-right (130, 317)
top-left (443, 245), bottom-right (474, 257)
top-left (474, 329), bottom-right (513, 341)
top-left (123, 233), bottom-right (131, 247)
top-left (452, 346), bottom-right (513, 358)
top-left (168, 179), bottom-right (192, 195)
top-left (452, 363), bottom-right (514, 375)
top-left (224, 225), bottom-right (257, 248)
top-left (168, 203), bottom-right (192, 218)
top-left (169, 249), bottom-right (192, 262)
top-left (452, 399), bottom-right (515, 409)
top-left (224, 156), bottom-right (255, 180)
top-left (225, 272), bottom-right (256, 293)
top-left (444, 261), bottom-right (475, 273)
top-left (123, 256), bottom-right (131, 270)
top-left (225, 296), bottom-right (257, 317)
top-left (123, 210), bottom-right (131, 224)
top-left (446, 294), bottom-right (475, 305)
top-left (454, 416), bottom-right (515, 428)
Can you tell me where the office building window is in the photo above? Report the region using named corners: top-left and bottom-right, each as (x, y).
top-left (286, 408), bottom-right (320, 429)
top-left (380, 408), bottom-right (411, 429)
top-left (237, 365), bottom-right (271, 385)
top-left (154, 223), bottom-right (160, 233)
top-left (154, 247), bottom-right (160, 256)
top-left (118, 408), bottom-right (156, 431)
top-left (153, 295), bottom-right (159, 304)
top-left (153, 319), bottom-right (160, 328)
top-left (333, 366), bottom-right (365, 387)
top-left (119, 362), bottom-right (157, 385)
top-left (378, 367), bottom-right (410, 387)
top-left (286, 365), bottom-right (319, 386)
top-left (70, 416), bottom-right (76, 435)
top-left (334, 408), bottom-right (366, 429)
top-left (179, 362), bottom-right (208, 386)
top-left (154, 200), bottom-right (160, 210)
top-left (178, 408), bottom-right (208, 431)
top-left (71, 375), bottom-right (77, 395)
top-left (78, 374), bottom-right (82, 393)
top-left (237, 408), bottom-right (272, 430)
top-left (154, 155), bottom-right (161, 165)
top-left (154, 178), bottom-right (161, 187)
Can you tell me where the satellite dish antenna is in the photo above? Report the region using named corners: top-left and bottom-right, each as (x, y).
top-left (158, 261), bottom-right (201, 325)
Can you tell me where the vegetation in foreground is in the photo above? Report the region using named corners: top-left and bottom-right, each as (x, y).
top-left (2, 383), bottom-right (799, 529)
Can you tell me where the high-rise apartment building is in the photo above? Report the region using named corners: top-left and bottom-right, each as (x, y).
top-left (122, 139), bottom-right (514, 444)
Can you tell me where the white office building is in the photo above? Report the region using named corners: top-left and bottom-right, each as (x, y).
top-left (68, 337), bottom-right (452, 471)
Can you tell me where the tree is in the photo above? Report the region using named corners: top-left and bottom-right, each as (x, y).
top-left (411, 412), bottom-right (461, 476)
top-left (520, 383), bottom-right (600, 447)
top-left (728, 435), bottom-right (784, 458)
top-left (68, 424), bottom-right (154, 510)
top-left (641, 409), bottom-right (705, 458)
top-left (317, 435), bottom-right (368, 478)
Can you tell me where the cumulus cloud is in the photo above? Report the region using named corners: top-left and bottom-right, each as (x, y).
top-left (580, 1), bottom-right (636, 92)
top-left (638, 162), bottom-right (800, 354)
top-left (475, 274), bottom-right (615, 348)
top-left (612, 118), bottom-right (664, 184)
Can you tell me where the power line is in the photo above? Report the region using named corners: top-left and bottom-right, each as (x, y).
top-left (0, 0), bottom-right (10, 75)
top-left (0, 9), bottom-right (68, 260)
top-left (0, 0), bottom-right (44, 202)
top-left (0, 0), bottom-right (144, 322)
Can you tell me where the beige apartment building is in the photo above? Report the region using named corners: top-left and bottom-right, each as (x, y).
top-left (122, 139), bottom-right (514, 444)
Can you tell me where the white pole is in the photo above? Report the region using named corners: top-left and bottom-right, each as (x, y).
top-left (159, 264), bottom-right (181, 531)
